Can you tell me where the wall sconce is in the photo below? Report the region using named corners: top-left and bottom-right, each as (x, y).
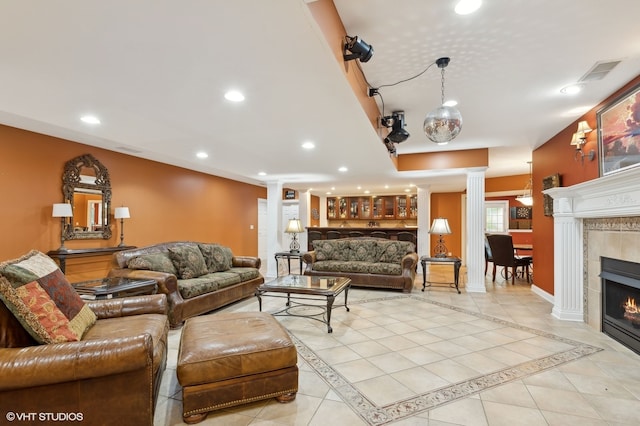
top-left (343, 35), bottom-right (374, 63)
top-left (52, 203), bottom-right (73, 251)
top-left (570, 120), bottom-right (595, 163)
top-left (114, 206), bottom-right (130, 247)
top-left (428, 218), bottom-right (452, 258)
top-left (285, 218), bottom-right (304, 253)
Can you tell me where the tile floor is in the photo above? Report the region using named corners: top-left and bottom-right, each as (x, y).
top-left (153, 267), bottom-right (640, 425)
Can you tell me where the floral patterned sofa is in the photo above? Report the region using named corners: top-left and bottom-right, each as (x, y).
top-left (108, 241), bottom-right (263, 327)
top-left (302, 238), bottom-right (418, 293)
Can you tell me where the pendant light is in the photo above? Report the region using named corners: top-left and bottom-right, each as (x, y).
top-left (423, 57), bottom-right (463, 144)
top-left (516, 161), bottom-right (533, 206)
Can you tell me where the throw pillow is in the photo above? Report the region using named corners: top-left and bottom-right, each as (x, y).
top-left (168, 245), bottom-right (208, 279)
top-left (127, 252), bottom-right (177, 275)
top-left (198, 243), bottom-right (233, 272)
top-left (0, 250), bottom-right (97, 344)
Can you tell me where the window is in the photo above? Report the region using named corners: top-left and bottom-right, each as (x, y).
top-left (485, 201), bottom-right (508, 233)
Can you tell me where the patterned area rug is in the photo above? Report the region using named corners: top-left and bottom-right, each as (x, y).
top-left (284, 294), bottom-right (602, 426)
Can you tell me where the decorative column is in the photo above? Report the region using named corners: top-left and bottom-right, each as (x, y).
top-left (266, 181), bottom-right (283, 278)
top-left (416, 184), bottom-right (431, 273)
top-left (551, 196), bottom-right (584, 321)
top-left (298, 189), bottom-right (311, 253)
top-left (466, 169), bottom-right (487, 293)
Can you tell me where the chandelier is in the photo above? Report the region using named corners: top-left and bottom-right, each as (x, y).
top-left (423, 57), bottom-right (463, 144)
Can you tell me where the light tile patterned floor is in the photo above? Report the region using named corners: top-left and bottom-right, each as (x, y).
top-left (154, 269), bottom-right (640, 425)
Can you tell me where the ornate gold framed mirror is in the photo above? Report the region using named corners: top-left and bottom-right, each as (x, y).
top-left (62, 154), bottom-right (112, 240)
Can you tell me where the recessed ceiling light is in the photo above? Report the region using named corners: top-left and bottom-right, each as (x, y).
top-left (455, 0), bottom-right (482, 15)
top-left (384, 185), bottom-right (389, 189)
top-left (302, 141), bottom-right (315, 149)
top-left (224, 90), bottom-right (245, 102)
top-left (338, 167), bottom-right (348, 172)
top-left (443, 100), bottom-right (458, 107)
top-left (364, 190), bottom-right (370, 194)
top-left (80, 115), bottom-right (100, 124)
top-left (404, 188), bottom-right (411, 192)
top-left (196, 152), bottom-right (208, 159)
top-left (326, 191), bottom-right (332, 195)
top-left (357, 186), bottom-right (362, 190)
top-left (258, 171), bottom-right (267, 176)
top-left (560, 84), bottom-right (585, 95)
top-left (331, 187), bottom-right (335, 191)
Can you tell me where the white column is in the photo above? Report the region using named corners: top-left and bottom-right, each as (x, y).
top-left (466, 169), bottom-right (487, 293)
top-left (266, 181), bottom-right (283, 278)
top-left (417, 184), bottom-right (431, 273)
top-left (552, 197), bottom-right (584, 321)
top-left (298, 190), bottom-right (311, 252)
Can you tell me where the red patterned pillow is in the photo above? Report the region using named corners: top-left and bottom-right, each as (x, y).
top-left (0, 250), bottom-right (96, 344)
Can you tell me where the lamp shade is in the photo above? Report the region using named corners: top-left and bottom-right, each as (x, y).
top-left (576, 120), bottom-right (592, 134)
top-left (429, 218), bottom-right (452, 235)
top-left (114, 207), bottom-right (130, 219)
top-left (570, 132), bottom-right (582, 146)
top-left (285, 219), bottom-right (303, 234)
top-left (52, 203), bottom-right (73, 218)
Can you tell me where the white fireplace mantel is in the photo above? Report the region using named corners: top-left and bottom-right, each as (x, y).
top-left (544, 166), bottom-right (640, 321)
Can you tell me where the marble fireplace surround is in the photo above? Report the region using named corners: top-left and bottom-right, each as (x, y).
top-left (545, 166), bottom-right (640, 330)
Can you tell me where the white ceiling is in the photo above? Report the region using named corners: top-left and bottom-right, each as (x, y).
top-left (1, 0), bottom-right (639, 196)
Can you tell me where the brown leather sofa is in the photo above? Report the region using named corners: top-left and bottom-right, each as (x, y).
top-left (108, 241), bottom-right (264, 327)
top-left (302, 238), bottom-right (418, 293)
top-left (0, 294), bottom-right (169, 426)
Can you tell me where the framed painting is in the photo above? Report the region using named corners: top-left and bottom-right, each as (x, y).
top-left (598, 83), bottom-right (640, 176)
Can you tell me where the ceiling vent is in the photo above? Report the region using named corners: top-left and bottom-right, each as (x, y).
top-left (579, 60), bottom-right (621, 82)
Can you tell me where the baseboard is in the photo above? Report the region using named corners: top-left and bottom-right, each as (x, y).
top-left (531, 284), bottom-right (554, 304)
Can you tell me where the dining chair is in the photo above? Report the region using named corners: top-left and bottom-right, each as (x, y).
top-left (397, 231), bottom-right (417, 245)
top-left (484, 236), bottom-right (495, 277)
top-left (486, 234), bottom-right (532, 285)
top-left (307, 230), bottom-right (322, 250)
top-left (348, 231), bottom-right (365, 238)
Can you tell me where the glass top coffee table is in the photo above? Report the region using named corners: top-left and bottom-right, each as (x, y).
top-left (255, 275), bottom-right (351, 333)
top-left (73, 277), bottom-right (157, 300)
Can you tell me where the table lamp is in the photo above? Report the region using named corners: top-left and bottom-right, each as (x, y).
top-left (114, 206), bottom-right (130, 247)
top-left (429, 217), bottom-right (451, 258)
top-left (285, 219), bottom-right (303, 253)
top-left (52, 203), bottom-right (73, 251)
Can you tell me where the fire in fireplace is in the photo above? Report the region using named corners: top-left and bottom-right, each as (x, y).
top-left (601, 257), bottom-right (640, 354)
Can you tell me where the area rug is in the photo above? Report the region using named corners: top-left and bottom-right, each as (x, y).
top-left (283, 294), bottom-right (602, 426)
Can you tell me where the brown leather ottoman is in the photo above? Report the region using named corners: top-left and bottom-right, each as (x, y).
top-left (177, 312), bottom-right (298, 424)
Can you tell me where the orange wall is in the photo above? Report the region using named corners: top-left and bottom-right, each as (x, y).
top-left (533, 74), bottom-right (640, 295)
top-left (485, 174), bottom-right (529, 193)
top-left (0, 124), bottom-right (266, 280)
top-left (430, 192), bottom-right (463, 257)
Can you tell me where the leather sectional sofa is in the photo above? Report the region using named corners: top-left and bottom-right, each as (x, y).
top-left (108, 241), bottom-right (264, 327)
top-left (302, 237), bottom-right (418, 293)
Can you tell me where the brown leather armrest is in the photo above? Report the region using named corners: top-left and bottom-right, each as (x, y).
top-left (87, 294), bottom-right (167, 319)
top-left (0, 334), bottom-right (152, 391)
top-left (401, 252), bottom-right (419, 269)
top-left (302, 251), bottom-right (316, 264)
top-left (108, 268), bottom-right (178, 295)
top-left (232, 256), bottom-right (261, 269)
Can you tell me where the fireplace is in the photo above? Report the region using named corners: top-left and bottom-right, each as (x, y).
top-left (601, 257), bottom-right (640, 354)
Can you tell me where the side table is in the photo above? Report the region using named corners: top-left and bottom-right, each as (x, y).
top-left (420, 256), bottom-right (462, 294)
top-left (274, 251), bottom-right (303, 276)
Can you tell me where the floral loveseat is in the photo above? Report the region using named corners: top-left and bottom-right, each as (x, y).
top-left (302, 238), bottom-right (418, 293)
top-left (108, 241), bottom-right (263, 327)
